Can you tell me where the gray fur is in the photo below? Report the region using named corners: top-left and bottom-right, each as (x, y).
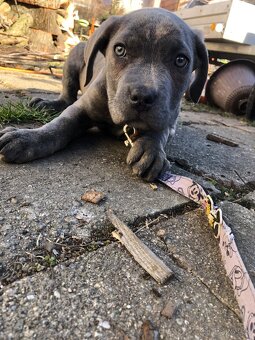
top-left (0, 8), bottom-right (208, 181)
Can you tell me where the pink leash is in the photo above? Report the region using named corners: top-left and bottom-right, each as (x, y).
top-left (158, 172), bottom-right (255, 340)
top-left (124, 126), bottom-right (255, 339)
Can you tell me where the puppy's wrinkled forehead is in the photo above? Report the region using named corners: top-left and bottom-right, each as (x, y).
top-left (113, 9), bottom-right (191, 51)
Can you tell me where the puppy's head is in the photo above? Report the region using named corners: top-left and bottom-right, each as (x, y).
top-left (84, 8), bottom-right (208, 133)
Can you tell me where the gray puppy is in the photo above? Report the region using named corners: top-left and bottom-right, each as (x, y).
top-left (0, 8), bottom-right (208, 181)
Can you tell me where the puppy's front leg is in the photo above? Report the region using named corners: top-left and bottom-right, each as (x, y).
top-left (0, 101), bottom-right (92, 163)
top-left (126, 129), bottom-right (171, 181)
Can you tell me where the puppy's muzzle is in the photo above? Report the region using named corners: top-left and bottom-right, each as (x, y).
top-left (129, 86), bottom-right (158, 112)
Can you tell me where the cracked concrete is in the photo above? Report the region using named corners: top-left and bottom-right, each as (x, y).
top-left (166, 121), bottom-right (255, 188)
top-left (0, 132), bottom-right (188, 284)
top-left (1, 235), bottom-right (244, 340)
top-left (0, 69), bottom-right (255, 339)
top-left (238, 190), bottom-right (255, 209)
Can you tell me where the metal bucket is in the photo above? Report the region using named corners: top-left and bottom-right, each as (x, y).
top-left (205, 60), bottom-right (255, 116)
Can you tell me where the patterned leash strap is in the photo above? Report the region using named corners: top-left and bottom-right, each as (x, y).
top-left (158, 172), bottom-right (255, 340)
top-left (123, 125), bottom-right (255, 340)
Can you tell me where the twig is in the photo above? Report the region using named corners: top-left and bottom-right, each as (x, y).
top-left (233, 170), bottom-right (246, 184)
top-left (107, 210), bottom-right (173, 284)
top-left (135, 214), bottom-right (168, 234)
top-left (206, 133), bottom-right (238, 147)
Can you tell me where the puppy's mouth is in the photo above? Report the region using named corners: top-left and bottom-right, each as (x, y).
top-left (110, 110), bottom-right (150, 131)
top-left (109, 101), bottom-right (163, 132)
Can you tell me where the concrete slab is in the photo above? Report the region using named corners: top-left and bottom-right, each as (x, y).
top-left (166, 116), bottom-right (255, 188)
top-left (0, 131), bottom-right (188, 284)
top-left (0, 70), bottom-right (62, 93)
top-left (181, 110), bottom-right (255, 135)
top-left (147, 209), bottom-right (248, 314)
top-left (238, 190), bottom-right (255, 209)
top-left (0, 69), bottom-right (61, 105)
top-left (1, 210), bottom-right (244, 339)
top-left (219, 201), bottom-right (255, 282)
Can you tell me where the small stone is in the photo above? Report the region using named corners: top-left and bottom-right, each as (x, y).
top-left (98, 320), bottom-right (111, 329)
top-left (176, 318), bottom-right (183, 326)
top-left (10, 197), bottom-right (18, 204)
top-left (161, 301), bottom-right (176, 319)
top-left (26, 294), bottom-right (35, 300)
top-left (151, 287), bottom-right (162, 298)
top-left (43, 240), bottom-right (54, 253)
top-left (81, 190), bottom-right (105, 204)
top-left (52, 248), bottom-right (59, 256)
top-left (84, 333), bottom-right (92, 338)
top-left (53, 290), bottom-right (61, 299)
top-left (156, 229), bottom-right (166, 237)
top-left (94, 331), bottom-right (102, 337)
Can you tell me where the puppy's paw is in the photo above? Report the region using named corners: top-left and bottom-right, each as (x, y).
top-left (0, 127), bottom-right (39, 163)
top-left (126, 137), bottom-right (168, 181)
top-left (29, 97), bottom-right (67, 112)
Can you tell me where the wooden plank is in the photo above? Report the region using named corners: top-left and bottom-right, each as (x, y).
top-left (185, 23), bottom-right (223, 39)
top-left (206, 41), bottom-right (255, 57)
top-left (182, 14), bottom-right (227, 27)
top-left (175, 0), bottom-right (231, 20)
top-left (107, 210), bottom-right (174, 285)
top-left (0, 47), bottom-right (65, 73)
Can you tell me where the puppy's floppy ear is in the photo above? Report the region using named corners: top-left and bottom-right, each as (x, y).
top-left (189, 30), bottom-right (208, 103)
top-left (84, 16), bottom-right (120, 86)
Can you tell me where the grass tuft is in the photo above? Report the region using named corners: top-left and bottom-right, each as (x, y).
top-left (0, 101), bottom-right (58, 126)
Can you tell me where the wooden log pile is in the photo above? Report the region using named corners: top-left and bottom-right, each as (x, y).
top-left (0, 0), bottom-right (78, 54)
top-left (0, 47), bottom-right (65, 75)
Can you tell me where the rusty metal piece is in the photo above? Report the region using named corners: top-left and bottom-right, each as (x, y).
top-left (205, 60), bottom-right (255, 117)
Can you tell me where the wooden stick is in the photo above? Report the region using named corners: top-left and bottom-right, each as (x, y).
top-left (107, 210), bottom-right (173, 284)
top-left (206, 133), bottom-right (239, 147)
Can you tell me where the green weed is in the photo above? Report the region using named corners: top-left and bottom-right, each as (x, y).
top-left (0, 101), bottom-right (57, 126)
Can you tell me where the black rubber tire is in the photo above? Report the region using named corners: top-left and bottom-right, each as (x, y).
top-left (225, 86), bottom-right (251, 116)
top-left (246, 83), bottom-right (255, 120)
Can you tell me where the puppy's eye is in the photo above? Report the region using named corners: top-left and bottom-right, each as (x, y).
top-left (114, 44), bottom-right (126, 57)
top-left (175, 55), bottom-right (189, 68)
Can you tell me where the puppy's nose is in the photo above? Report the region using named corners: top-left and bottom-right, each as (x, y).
top-left (129, 87), bottom-right (157, 111)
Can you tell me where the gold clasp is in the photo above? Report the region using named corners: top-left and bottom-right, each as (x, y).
top-left (205, 195), bottom-right (223, 238)
top-left (123, 124), bottom-right (136, 148)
